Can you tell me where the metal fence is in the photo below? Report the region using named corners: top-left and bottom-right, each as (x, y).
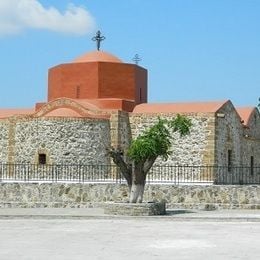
top-left (147, 165), bottom-right (260, 185)
top-left (0, 163), bottom-right (259, 185)
top-left (0, 164), bottom-right (121, 183)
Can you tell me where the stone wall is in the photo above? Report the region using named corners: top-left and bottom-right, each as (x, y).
top-left (213, 102), bottom-right (260, 183)
top-left (0, 117), bottom-right (111, 165)
top-left (242, 108), bottom-right (260, 166)
top-left (214, 101), bottom-right (260, 167)
top-left (1, 103), bottom-right (259, 170)
top-left (215, 101), bottom-right (243, 166)
top-left (109, 110), bottom-right (131, 155)
top-left (118, 111), bottom-right (132, 154)
top-left (0, 121), bottom-right (8, 162)
top-left (0, 183), bottom-right (259, 209)
top-left (129, 113), bottom-right (214, 166)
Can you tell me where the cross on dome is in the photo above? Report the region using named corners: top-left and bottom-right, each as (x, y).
top-left (92, 30), bottom-right (105, 51)
top-left (132, 54), bottom-right (141, 65)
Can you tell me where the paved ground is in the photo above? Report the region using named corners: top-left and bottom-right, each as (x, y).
top-left (0, 207), bottom-right (260, 221)
top-left (0, 208), bottom-right (259, 260)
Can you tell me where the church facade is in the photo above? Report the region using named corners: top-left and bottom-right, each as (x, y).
top-left (0, 49), bottom-right (259, 170)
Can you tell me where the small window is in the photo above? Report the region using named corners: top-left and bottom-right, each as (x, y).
top-left (250, 156), bottom-right (254, 175)
top-left (38, 154), bottom-right (47, 165)
top-left (228, 150), bottom-right (232, 172)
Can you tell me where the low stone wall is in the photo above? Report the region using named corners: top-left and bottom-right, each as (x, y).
top-left (103, 202), bottom-right (166, 216)
top-left (0, 183), bottom-right (259, 209)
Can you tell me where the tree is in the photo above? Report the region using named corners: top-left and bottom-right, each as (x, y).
top-left (108, 114), bottom-right (192, 203)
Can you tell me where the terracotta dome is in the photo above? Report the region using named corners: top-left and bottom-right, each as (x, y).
top-left (73, 50), bottom-right (122, 63)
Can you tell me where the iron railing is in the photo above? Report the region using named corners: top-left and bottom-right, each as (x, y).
top-left (0, 163), bottom-right (259, 185)
top-left (147, 165), bottom-right (260, 184)
top-left (0, 164), bottom-right (122, 183)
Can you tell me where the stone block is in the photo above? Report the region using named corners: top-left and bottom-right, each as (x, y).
top-left (103, 201), bottom-right (166, 216)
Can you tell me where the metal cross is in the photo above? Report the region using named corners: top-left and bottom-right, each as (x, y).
top-left (132, 54), bottom-right (141, 65)
top-left (92, 30), bottom-right (105, 51)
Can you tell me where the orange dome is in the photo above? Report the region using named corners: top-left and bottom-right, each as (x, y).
top-left (73, 50), bottom-right (122, 63)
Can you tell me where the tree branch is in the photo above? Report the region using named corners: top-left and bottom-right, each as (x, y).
top-left (143, 156), bottom-right (157, 175)
top-left (107, 148), bottom-right (132, 186)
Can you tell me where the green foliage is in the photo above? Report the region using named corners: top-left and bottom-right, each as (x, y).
top-left (128, 115), bottom-right (192, 163)
top-left (168, 114), bottom-right (192, 136)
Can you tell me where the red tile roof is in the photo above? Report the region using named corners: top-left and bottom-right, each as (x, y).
top-left (236, 107), bottom-right (255, 125)
top-left (0, 108), bottom-right (34, 119)
top-left (73, 50), bottom-right (122, 63)
top-left (133, 100), bottom-right (229, 114)
top-left (43, 108), bottom-right (84, 117)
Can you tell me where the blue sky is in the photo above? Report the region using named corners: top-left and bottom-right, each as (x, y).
top-left (0, 0), bottom-right (259, 108)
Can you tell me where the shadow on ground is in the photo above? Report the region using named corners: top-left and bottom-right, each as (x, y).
top-left (166, 209), bottom-right (196, 216)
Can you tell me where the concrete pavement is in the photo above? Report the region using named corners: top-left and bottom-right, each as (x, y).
top-left (0, 207), bottom-right (259, 221)
top-left (0, 212), bottom-right (259, 260)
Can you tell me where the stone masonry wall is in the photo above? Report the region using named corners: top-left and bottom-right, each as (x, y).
top-left (242, 109), bottom-right (260, 166)
top-left (1, 117), bottom-right (111, 165)
top-left (0, 121), bottom-right (8, 162)
top-left (0, 183), bottom-right (259, 209)
top-left (129, 113), bottom-right (215, 166)
top-left (109, 110), bottom-right (131, 153)
top-left (215, 101), bottom-right (243, 166)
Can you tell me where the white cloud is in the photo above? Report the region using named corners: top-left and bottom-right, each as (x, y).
top-left (0, 0), bottom-right (96, 36)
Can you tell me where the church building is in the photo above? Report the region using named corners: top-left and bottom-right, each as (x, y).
top-left (0, 37), bottom-right (259, 171)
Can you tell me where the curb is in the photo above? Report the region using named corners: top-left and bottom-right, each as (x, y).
top-left (0, 214), bottom-right (260, 222)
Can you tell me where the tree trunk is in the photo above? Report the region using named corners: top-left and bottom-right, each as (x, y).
top-left (108, 148), bottom-right (158, 203)
top-left (129, 183), bottom-right (145, 203)
top-left (129, 162), bottom-right (146, 203)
